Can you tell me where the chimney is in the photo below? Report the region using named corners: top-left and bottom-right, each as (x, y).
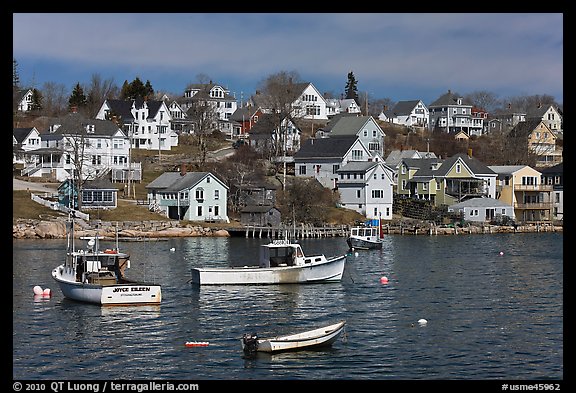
top-left (467, 148), bottom-right (473, 158)
top-left (180, 164), bottom-right (187, 176)
top-left (70, 106), bottom-right (78, 113)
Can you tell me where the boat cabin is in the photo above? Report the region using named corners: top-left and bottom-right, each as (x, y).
top-left (68, 237), bottom-right (129, 285)
top-left (350, 226), bottom-right (380, 239)
top-left (259, 240), bottom-right (314, 268)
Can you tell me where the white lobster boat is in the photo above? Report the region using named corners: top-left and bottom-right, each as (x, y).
top-left (51, 217), bottom-right (161, 306)
top-left (190, 239), bottom-right (347, 285)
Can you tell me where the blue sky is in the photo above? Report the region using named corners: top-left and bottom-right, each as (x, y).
top-left (13, 13), bottom-right (563, 106)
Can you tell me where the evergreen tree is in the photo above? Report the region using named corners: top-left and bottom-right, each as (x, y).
top-left (68, 82), bottom-right (88, 109)
top-left (344, 71), bottom-right (359, 102)
top-left (13, 58), bottom-right (20, 89)
top-left (120, 80), bottom-right (131, 100)
top-left (119, 77), bottom-right (154, 100)
top-left (144, 79), bottom-right (154, 98)
top-left (30, 88), bottom-right (43, 111)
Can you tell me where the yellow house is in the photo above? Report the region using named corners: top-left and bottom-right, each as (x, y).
top-left (508, 119), bottom-right (560, 166)
top-left (489, 165), bottom-right (553, 222)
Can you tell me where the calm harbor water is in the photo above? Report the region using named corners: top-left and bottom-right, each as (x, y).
top-left (13, 233), bottom-right (563, 381)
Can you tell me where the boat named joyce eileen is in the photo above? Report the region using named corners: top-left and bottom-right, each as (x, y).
top-left (51, 222), bottom-right (161, 305)
top-left (190, 239), bottom-right (347, 285)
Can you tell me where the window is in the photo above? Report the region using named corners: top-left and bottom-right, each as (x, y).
top-left (352, 150), bottom-right (363, 160)
top-left (299, 165), bottom-right (307, 175)
top-left (372, 190), bottom-right (384, 198)
top-left (214, 190), bottom-right (219, 200)
top-left (332, 165), bottom-right (340, 174)
top-left (197, 206), bottom-right (203, 216)
top-left (456, 163), bottom-right (461, 173)
top-left (195, 188), bottom-right (204, 200)
top-left (356, 190), bottom-right (361, 198)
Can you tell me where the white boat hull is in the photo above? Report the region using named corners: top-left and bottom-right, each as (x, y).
top-left (191, 255), bottom-right (346, 285)
top-left (52, 265), bottom-right (161, 305)
top-left (242, 321), bottom-right (346, 353)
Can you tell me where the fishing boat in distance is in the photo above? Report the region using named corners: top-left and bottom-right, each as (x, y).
top-left (51, 216), bottom-right (162, 306)
top-left (190, 239), bottom-right (346, 285)
top-left (241, 320), bottom-right (346, 354)
top-left (346, 224), bottom-right (383, 250)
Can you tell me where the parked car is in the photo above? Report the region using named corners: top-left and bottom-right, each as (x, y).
top-left (232, 139), bottom-right (248, 149)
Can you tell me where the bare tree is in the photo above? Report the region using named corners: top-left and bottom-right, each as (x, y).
top-left (464, 90), bottom-right (501, 113)
top-left (41, 82), bottom-right (68, 117)
top-left (256, 71), bottom-right (303, 158)
top-left (85, 73), bottom-right (119, 118)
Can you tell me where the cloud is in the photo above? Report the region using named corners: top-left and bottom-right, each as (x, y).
top-left (13, 13), bottom-right (563, 104)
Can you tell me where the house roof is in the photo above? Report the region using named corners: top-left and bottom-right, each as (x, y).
top-left (337, 161), bottom-right (378, 172)
top-left (437, 153), bottom-right (497, 177)
top-left (13, 127), bottom-right (36, 143)
top-left (293, 136), bottom-right (357, 159)
top-left (449, 197), bottom-right (511, 209)
top-left (391, 100), bottom-right (424, 116)
top-left (329, 116), bottom-right (378, 136)
top-left (508, 119), bottom-right (550, 138)
top-left (83, 178), bottom-right (117, 190)
top-left (525, 104), bottom-right (559, 119)
top-left (146, 172), bottom-right (228, 192)
top-left (104, 99), bottom-right (165, 122)
top-left (488, 165), bottom-right (530, 175)
top-left (386, 150), bottom-right (437, 167)
top-left (319, 113), bottom-right (360, 132)
top-left (429, 90), bottom-right (473, 107)
top-left (230, 106), bottom-right (260, 122)
top-left (539, 162), bottom-right (563, 174)
top-left (44, 112), bottom-right (121, 137)
top-left (248, 113), bottom-right (282, 135)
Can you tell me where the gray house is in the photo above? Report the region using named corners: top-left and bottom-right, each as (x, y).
top-left (448, 197), bottom-right (514, 223)
top-left (146, 170), bottom-right (229, 222)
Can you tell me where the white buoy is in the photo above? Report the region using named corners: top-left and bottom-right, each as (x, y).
top-left (418, 318), bottom-right (428, 326)
top-left (33, 286), bottom-right (43, 295)
top-left (170, 247), bottom-right (176, 252)
top-left (354, 252), bottom-right (359, 257)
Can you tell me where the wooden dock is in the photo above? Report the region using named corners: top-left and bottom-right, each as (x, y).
top-left (228, 224), bottom-right (349, 239)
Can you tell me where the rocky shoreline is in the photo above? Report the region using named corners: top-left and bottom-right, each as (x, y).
top-left (13, 217), bottom-right (562, 240)
top-left (12, 218), bottom-right (230, 239)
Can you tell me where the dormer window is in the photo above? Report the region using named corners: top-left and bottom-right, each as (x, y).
top-left (86, 124), bottom-right (95, 133)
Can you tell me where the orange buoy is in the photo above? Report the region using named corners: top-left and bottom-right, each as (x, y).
top-left (185, 341), bottom-right (209, 347)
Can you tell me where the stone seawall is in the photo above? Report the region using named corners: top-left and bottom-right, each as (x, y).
top-left (13, 218), bottom-right (230, 239)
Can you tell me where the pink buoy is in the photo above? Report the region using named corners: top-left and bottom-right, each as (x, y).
top-left (43, 288), bottom-right (51, 297)
top-left (380, 276), bottom-right (389, 284)
top-left (499, 251), bottom-right (504, 256)
top-left (33, 286), bottom-right (43, 295)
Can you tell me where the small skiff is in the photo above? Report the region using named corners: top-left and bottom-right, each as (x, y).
top-left (241, 320), bottom-right (346, 354)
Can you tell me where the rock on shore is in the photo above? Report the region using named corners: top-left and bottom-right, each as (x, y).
top-left (13, 218), bottom-right (230, 239)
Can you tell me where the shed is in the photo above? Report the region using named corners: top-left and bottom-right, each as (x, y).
top-left (240, 205), bottom-right (281, 227)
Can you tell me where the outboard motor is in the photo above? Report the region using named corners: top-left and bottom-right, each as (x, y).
top-left (242, 333), bottom-right (258, 355)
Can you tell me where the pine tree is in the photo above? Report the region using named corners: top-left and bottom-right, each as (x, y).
top-left (68, 82), bottom-right (87, 109)
top-left (344, 71), bottom-right (359, 102)
top-left (30, 88), bottom-right (43, 111)
top-left (13, 58), bottom-right (20, 89)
